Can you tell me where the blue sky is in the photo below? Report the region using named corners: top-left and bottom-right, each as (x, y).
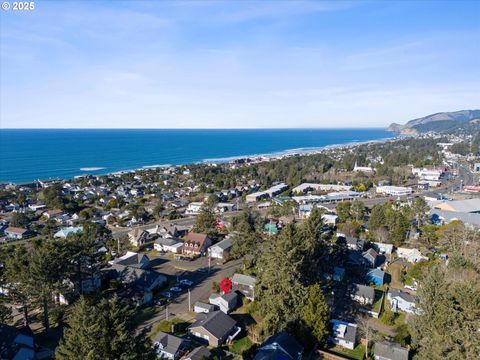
top-left (1, 0), bottom-right (479, 128)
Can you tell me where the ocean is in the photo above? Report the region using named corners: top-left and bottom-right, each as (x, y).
top-left (0, 129), bottom-right (392, 184)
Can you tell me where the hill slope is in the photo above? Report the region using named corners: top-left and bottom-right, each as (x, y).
top-left (388, 109), bottom-right (480, 134)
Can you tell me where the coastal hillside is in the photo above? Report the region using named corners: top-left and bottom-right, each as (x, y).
top-left (388, 109), bottom-right (480, 135)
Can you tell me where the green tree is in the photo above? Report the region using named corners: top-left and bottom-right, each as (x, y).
top-left (300, 284), bottom-right (329, 345)
top-left (56, 296), bottom-right (155, 360)
top-left (10, 212), bottom-right (29, 228)
top-left (256, 224), bottom-right (307, 334)
top-left (350, 200), bottom-right (365, 221)
top-left (336, 201), bottom-right (352, 223)
top-left (192, 207), bottom-right (217, 237)
top-left (410, 266), bottom-right (480, 359)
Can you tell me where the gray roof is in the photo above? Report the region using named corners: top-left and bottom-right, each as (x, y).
top-left (350, 284), bottom-right (375, 301)
top-left (331, 320), bottom-right (357, 344)
top-left (363, 248), bottom-right (379, 259)
top-left (152, 332), bottom-right (185, 356)
top-left (185, 346), bottom-right (211, 360)
top-left (113, 253), bottom-right (149, 268)
top-left (389, 289), bottom-right (415, 303)
top-left (254, 331), bottom-right (303, 360)
top-left (434, 198), bottom-right (480, 213)
top-left (374, 341), bottom-right (409, 360)
top-left (212, 237), bottom-right (233, 250)
top-left (188, 311), bottom-right (236, 340)
top-left (222, 291), bottom-right (238, 304)
top-left (155, 237), bottom-right (182, 246)
top-left (112, 264), bottom-right (166, 290)
top-left (430, 209), bottom-right (480, 228)
top-left (194, 301), bottom-right (216, 311)
top-left (231, 273), bottom-right (257, 287)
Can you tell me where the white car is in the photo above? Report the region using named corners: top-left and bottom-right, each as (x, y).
top-left (179, 279), bottom-right (194, 287)
top-left (170, 286), bottom-right (182, 293)
top-left (404, 285), bottom-right (417, 291)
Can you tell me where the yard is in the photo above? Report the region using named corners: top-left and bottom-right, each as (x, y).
top-left (326, 344), bottom-right (366, 360)
top-left (229, 334), bottom-right (255, 355)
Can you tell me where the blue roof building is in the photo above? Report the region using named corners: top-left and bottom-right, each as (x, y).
top-left (367, 268), bottom-right (385, 286)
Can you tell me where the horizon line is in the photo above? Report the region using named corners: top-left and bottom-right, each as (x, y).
top-left (0, 127), bottom-right (390, 130)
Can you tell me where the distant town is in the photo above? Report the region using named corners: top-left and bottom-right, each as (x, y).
top-left (0, 129), bottom-right (479, 360)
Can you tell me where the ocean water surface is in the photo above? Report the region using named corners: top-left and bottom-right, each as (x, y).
top-left (0, 129), bottom-right (392, 183)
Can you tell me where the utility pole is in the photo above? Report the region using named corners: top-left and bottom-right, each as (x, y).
top-left (166, 305), bottom-right (169, 321)
top-left (188, 289), bottom-right (191, 312)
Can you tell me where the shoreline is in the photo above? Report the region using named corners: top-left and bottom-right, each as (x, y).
top-left (2, 134), bottom-right (402, 186)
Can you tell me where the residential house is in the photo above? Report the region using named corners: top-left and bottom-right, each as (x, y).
top-left (194, 301), bottom-right (217, 314)
top-left (345, 236), bottom-right (365, 251)
top-left (184, 346), bottom-right (211, 360)
top-left (254, 331), bottom-right (303, 360)
top-left (322, 214), bottom-right (338, 225)
top-left (208, 292), bottom-right (239, 314)
top-left (154, 237), bottom-right (183, 253)
top-left (396, 248), bottom-right (427, 263)
top-left (185, 202), bottom-right (203, 215)
top-left (372, 242), bottom-right (394, 255)
top-left (329, 320), bottom-right (357, 350)
top-left (54, 226), bottom-right (83, 239)
top-left (112, 251), bottom-right (150, 269)
top-left (0, 324), bottom-right (36, 360)
top-left (188, 311), bottom-right (238, 347)
top-left (128, 228), bottom-right (155, 248)
top-left (231, 273), bottom-right (257, 300)
top-left (208, 237), bottom-right (233, 261)
top-left (110, 264), bottom-right (167, 306)
top-left (367, 269), bottom-right (386, 286)
top-left (362, 248), bottom-right (379, 268)
top-left (4, 227), bottom-right (34, 240)
top-left (374, 341), bottom-right (409, 360)
top-left (182, 233), bottom-right (212, 256)
top-left (349, 284), bottom-right (375, 305)
top-left (387, 290), bottom-right (417, 314)
top-left (152, 332), bottom-right (187, 360)
top-left (157, 224), bottom-right (189, 238)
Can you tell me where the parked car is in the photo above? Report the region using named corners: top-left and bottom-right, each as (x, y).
top-left (170, 286), bottom-right (182, 293)
top-left (197, 267), bottom-right (208, 273)
top-left (179, 279), bottom-right (194, 287)
top-left (162, 291), bottom-right (173, 299)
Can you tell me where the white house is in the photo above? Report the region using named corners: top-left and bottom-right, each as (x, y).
top-left (54, 226), bottom-right (83, 239)
top-left (185, 202), bottom-right (204, 215)
top-left (154, 237), bottom-right (183, 253)
top-left (152, 332), bottom-right (187, 360)
top-left (396, 248), bottom-right (427, 263)
top-left (208, 237), bottom-right (232, 260)
top-left (322, 214), bottom-right (339, 225)
top-left (387, 290), bottom-right (417, 314)
top-left (194, 301), bottom-right (217, 314)
top-left (376, 186), bottom-right (413, 196)
top-left (329, 320), bottom-right (357, 350)
top-left (372, 242), bottom-right (394, 255)
top-left (208, 292), bottom-right (238, 314)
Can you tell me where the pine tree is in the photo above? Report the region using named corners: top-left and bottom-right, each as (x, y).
top-left (256, 224), bottom-right (307, 334)
top-left (56, 296), bottom-right (155, 360)
top-left (300, 284), bottom-right (329, 345)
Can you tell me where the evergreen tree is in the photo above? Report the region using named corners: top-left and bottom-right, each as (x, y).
top-left (300, 284), bottom-right (329, 345)
top-left (410, 266), bottom-right (480, 359)
top-left (256, 224), bottom-right (307, 334)
top-left (192, 207), bottom-right (217, 238)
top-left (56, 296), bottom-right (155, 360)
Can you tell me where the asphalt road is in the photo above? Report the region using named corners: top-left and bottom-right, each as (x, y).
top-left (138, 256), bottom-right (243, 333)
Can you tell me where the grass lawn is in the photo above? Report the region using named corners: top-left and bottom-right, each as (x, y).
top-left (328, 344), bottom-right (366, 360)
top-left (229, 335), bottom-right (254, 355)
top-left (394, 312), bottom-right (406, 326)
top-left (372, 290), bottom-right (384, 313)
